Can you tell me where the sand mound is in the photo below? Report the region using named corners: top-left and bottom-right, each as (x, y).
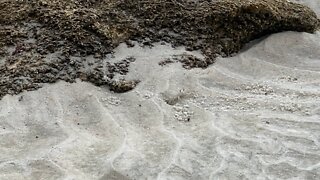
top-left (0, 31), bottom-right (319, 179)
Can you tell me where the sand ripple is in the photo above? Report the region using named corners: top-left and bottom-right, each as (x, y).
top-left (0, 31), bottom-right (319, 179)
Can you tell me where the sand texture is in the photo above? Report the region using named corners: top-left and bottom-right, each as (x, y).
top-left (1, 30), bottom-right (320, 179)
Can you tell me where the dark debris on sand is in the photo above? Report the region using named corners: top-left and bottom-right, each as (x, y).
top-left (0, 0), bottom-right (319, 98)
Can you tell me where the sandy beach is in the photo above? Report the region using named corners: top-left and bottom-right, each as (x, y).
top-left (0, 0), bottom-right (320, 179)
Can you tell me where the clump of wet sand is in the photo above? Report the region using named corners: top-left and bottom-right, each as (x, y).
top-left (0, 0), bottom-right (319, 99)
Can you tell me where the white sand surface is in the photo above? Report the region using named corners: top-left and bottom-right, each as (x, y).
top-left (0, 2), bottom-right (320, 180)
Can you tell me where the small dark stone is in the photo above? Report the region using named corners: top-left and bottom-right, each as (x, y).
top-left (109, 80), bottom-right (140, 93)
top-left (125, 40), bottom-right (135, 48)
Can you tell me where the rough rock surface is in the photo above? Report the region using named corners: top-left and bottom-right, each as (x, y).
top-left (0, 0), bottom-right (319, 98)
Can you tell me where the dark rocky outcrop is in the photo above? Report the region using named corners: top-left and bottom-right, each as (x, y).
top-left (0, 0), bottom-right (319, 98)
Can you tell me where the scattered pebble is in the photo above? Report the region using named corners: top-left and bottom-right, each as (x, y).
top-left (173, 104), bottom-right (194, 122)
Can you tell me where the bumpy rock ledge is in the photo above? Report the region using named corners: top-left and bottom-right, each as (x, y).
top-left (0, 0), bottom-right (319, 99)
